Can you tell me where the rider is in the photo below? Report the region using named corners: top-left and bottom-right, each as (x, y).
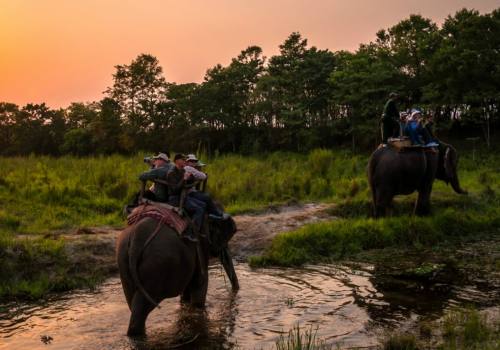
top-left (184, 154), bottom-right (229, 220)
top-left (404, 109), bottom-right (438, 147)
top-left (138, 153), bottom-right (173, 202)
top-left (381, 92), bottom-right (401, 144)
top-left (166, 154), bottom-right (207, 241)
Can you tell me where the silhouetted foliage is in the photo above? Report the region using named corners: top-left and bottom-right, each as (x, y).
top-left (0, 8), bottom-right (498, 156)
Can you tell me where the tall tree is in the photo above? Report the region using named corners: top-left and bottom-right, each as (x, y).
top-left (194, 46), bottom-right (265, 151)
top-left (375, 15), bottom-right (440, 104)
top-left (0, 103), bottom-right (19, 155)
top-left (90, 98), bottom-right (124, 153)
top-left (105, 54), bottom-right (168, 132)
top-left (330, 45), bottom-right (403, 149)
top-left (256, 32), bottom-right (336, 150)
top-left (426, 9), bottom-right (500, 146)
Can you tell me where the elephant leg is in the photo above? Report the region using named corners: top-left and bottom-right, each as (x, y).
top-left (184, 260), bottom-right (208, 308)
top-left (374, 187), bottom-right (393, 217)
top-left (180, 289), bottom-right (191, 304)
top-left (188, 271), bottom-right (208, 308)
top-left (415, 190), bottom-right (431, 216)
top-left (127, 291), bottom-right (156, 336)
top-left (119, 272), bottom-right (136, 311)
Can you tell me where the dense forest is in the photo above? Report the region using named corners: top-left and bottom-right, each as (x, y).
top-left (1, 8), bottom-right (499, 155)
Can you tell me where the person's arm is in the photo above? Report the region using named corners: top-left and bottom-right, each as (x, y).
top-left (184, 166), bottom-right (207, 181)
top-left (139, 167), bottom-right (166, 181)
top-left (166, 170), bottom-right (184, 195)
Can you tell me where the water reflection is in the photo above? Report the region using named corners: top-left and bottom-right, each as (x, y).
top-left (0, 262), bottom-right (496, 350)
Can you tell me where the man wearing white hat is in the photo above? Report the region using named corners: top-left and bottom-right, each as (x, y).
top-left (404, 109), bottom-right (438, 147)
top-left (184, 154), bottom-right (229, 220)
top-left (138, 152), bottom-right (174, 202)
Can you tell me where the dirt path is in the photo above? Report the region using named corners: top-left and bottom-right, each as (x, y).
top-left (228, 203), bottom-right (334, 260)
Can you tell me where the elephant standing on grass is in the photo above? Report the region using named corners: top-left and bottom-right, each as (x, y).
top-left (116, 215), bottom-right (238, 336)
top-left (368, 143), bottom-right (467, 217)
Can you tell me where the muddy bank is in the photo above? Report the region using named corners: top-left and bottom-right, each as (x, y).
top-left (228, 202), bottom-right (333, 260)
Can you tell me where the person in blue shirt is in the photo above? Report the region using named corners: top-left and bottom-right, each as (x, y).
top-left (405, 109), bottom-right (438, 147)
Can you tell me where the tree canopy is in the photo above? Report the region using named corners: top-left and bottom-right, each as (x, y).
top-left (1, 8), bottom-right (498, 156)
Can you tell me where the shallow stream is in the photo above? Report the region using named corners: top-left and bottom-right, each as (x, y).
top-left (1, 261), bottom-right (497, 350)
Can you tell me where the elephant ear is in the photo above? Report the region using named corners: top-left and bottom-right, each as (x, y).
top-left (443, 146), bottom-right (453, 180)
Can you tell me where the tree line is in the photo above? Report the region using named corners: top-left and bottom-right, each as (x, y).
top-left (1, 8), bottom-right (498, 156)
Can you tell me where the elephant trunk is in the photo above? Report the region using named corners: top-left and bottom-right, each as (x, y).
top-left (442, 144), bottom-right (467, 195)
top-left (450, 173), bottom-right (468, 195)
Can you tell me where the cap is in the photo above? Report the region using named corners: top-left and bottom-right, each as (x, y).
top-left (174, 153), bottom-right (187, 161)
top-left (152, 153), bottom-right (169, 162)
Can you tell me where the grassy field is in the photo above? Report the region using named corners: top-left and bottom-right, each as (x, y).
top-left (0, 146), bottom-right (499, 299)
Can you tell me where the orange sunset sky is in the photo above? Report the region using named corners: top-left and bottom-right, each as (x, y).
top-left (1, 0), bottom-right (498, 108)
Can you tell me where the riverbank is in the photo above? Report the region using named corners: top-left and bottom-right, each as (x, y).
top-left (1, 201), bottom-right (499, 349)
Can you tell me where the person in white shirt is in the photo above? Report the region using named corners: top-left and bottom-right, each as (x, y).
top-left (184, 154), bottom-right (228, 220)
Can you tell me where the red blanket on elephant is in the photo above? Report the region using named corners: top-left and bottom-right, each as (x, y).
top-left (127, 203), bottom-right (188, 234)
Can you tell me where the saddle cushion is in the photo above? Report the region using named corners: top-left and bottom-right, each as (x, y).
top-left (127, 203), bottom-right (188, 234)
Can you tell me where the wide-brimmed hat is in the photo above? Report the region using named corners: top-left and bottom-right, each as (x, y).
top-left (152, 153), bottom-right (169, 162)
top-left (410, 108), bottom-right (422, 120)
top-left (186, 153), bottom-right (206, 166)
top-left (186, 154), bottom-right (198, 162)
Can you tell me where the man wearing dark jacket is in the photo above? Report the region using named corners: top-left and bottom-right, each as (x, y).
top-left (167, 154), bottom-right (207, 238)
top-left (138, 153), bottom-right (173, 202)
top-left (382, 92), bottom-right (401, 144)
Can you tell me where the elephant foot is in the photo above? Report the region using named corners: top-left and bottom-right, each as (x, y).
top-left (415, 206), bottom-right (431, 216)
top-left (127, 292), bottom-right (154, 337)
top-left (127, 324), bottom-right (146, 337)
top-left (191, 300), bottom-right (206, 308)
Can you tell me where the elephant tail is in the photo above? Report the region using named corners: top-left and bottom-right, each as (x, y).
top-left (367, 152), bottom-right (378, 216)
top-left (128, 220), bottom-right (161, 309)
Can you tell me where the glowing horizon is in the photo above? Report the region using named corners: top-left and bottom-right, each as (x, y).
top-left (1, 0), bottom-right (498, 108)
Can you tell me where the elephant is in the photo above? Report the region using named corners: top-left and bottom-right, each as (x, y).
top-left (368, 142), bottom-right (467, 217)
top-left (116, 214), bottom-right (238, 336)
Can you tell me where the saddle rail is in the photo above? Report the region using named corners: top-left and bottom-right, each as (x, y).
top-left (139, 179), bottom-right (204, 216)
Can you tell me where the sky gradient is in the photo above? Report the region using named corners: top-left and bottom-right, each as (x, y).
top-left (1, 0), bottom-right (498, 108)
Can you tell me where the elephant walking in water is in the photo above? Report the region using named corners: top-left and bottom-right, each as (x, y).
top-left (116, 214), bottom-right (238, 336)
top-left (368, 143), bottom-right (467, 217)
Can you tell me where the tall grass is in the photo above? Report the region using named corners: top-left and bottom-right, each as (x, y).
top-left (381, 307), bottom-right (500, 350)
top-left (275, 324), bottom-right (332, 350)
top-left (0, 146), bottom-right (498, 299)
top-left (0, 149), bottom-right (368, 235)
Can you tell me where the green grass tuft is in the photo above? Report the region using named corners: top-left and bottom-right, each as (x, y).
top-left (275, 324), bottom-right (332, 350)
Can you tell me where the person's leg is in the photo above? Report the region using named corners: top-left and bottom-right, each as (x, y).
top-left (189, 192), bottom-right (223, 217)
top-left (184, 196), bottom-right (207, 229)
top-left (382, 119), bottom-right (391, 143)
top-left (168, 195), bottom-right (180, 206)
top-left (407, 122), bottom-right (421, 145)
top-left (419, 124), bottom-right (437, 145)
top-left (392, 119), bottom-right (401, 138)
top-left (143, 190), bottom-right (157, 201)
